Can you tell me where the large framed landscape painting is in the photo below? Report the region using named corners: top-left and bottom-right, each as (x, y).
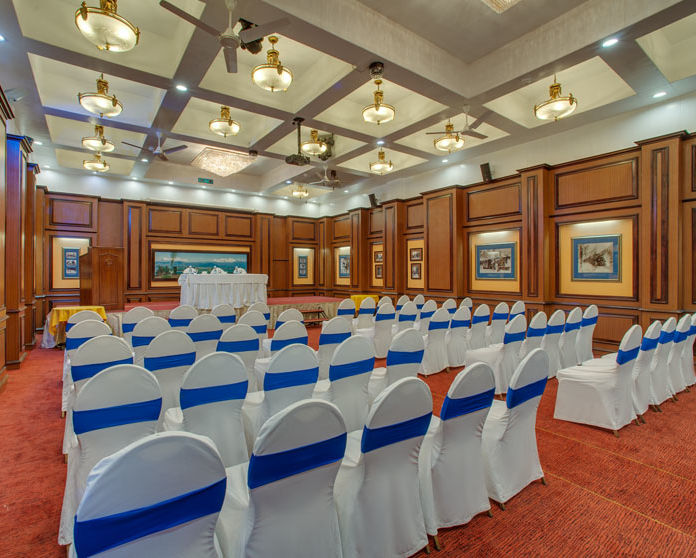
top-left (475, 242), bottom-right (517, 280)
top-left (571, 234), bottom-right (620, 281)
top-left (152, 249), bottom-right (248, 280)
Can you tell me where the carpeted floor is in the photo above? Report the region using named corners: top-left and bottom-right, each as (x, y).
top-left (1, 330), bottom-right (694, 557)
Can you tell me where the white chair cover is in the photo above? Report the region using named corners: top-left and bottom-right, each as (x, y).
top-left (631, 321), bottom-right (661, 417)
top-left (668, 315), bottom-right (691, 394)
top-left (317, 317), bottom-right (352, 380)
top-left (459, 297), bottom-right (473, 311)
top-left (650, 318), bottom-right (677, 405)
top-left (65, 310), bottom-right (104, 333)
top-left (337, 298), bottom-right (356, 325)
top-left (314, 335), bottom-right (375, 432)
top-left (72, 432), bottom-right (225, 558)
top-left (576, 305), bottom-right (598, 363)
top-left (509, 300), bottom-right (525, 320)
top-left (555, 325), bottom-right (642, 431)
top-left (559, 307), bottom-right (582, 368)
top-left (246, 302), bottom-right (270, 340)
top-left (446, 306), bottom-right (471, 367)
top-left (217, 323), bottom-right (261, 391)
top-left (419, 363), bottom-right (495, 535)
top-left (378, 295), bottom-right (392, 307)
top-left (238, 310), bottom-right (268, 347)
top-left (274, 307), bottom-right (304, 330)
top-left (442, 298), bottom-right (457, 316)
top-left (682, 314), bottom-right (696, 387)
top-left (168, 305), bottom-right (198, 331)
top-left (395, 294), bottom-right (409, 314)
top-left (121, 306), bottom-right (153, 345)
top-left (163, 352), bottom-right (249, 468)
top-left (364, 302), bottom-right (396, 358)
top-left (257, 320), bottom-right (308, 377)
top-left (421, 308), bottom-right (451, 375)
top-left (131, 316), bottom-right (170, 367)
top-left (482, 348), bottom-right (548, 503)
top-left (211, 303), bottom-right (237, 326)
top-left (368, 328), bottom-right (425, 402)
top-left (467, 314), bottom-right (527, 394)
top-left (59, 364), bottom-right (161, 545)
top-left (468, 304), bottom-right (490, 350)
top-left (417, 299), bottom-right (437, 332)
top-left (541, 309), bottom-right (565, 377)
top-left (186, 314), bottom-right (223, 360)
top-left (395, 300), bottom-right (417, 332)
top-left (520, 311), bottom-right (547, 358)
top-left (413, 294), bottom-right (425, 311)
top-left (217, 400), bottom-right (346, 558)
top-left (334, 377), bottom-right (432, 558)
top-left (486, 302), bottom-right (509, 345)
top-left (143, 330), bottom-right (196, 415)
top-left (354, 297), bottom-right (377, 330)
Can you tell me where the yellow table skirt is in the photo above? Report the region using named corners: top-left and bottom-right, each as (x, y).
top-left (350, 294), bottom-right (379, 308)
top-left (49, 306), bottom-right (107, 336)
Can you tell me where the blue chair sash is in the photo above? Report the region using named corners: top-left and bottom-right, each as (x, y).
top-left (658, 330), bottom-right (674, 344)
top-left (319, 331), bottom-right (351, 346)
top-left (131, 335), bottom-right (155, 348)
top-left (564, 321), bottom-right (581, 332)
top-left (509, 311), bottom-right (525, 319)
top-left (66, 336), bottom-right (92, 351)
top-left (506, 377), bottom-right (547, 408)
top-left (217, 315), bottom-right (236, 324)
top-left (450, 319), bottom-right (470, 329)
top-left (264, 366), bottom-right (319, 391)
top-left (617, 346), bottom-right (640, 365)
top-left (581, 316), bottom-right (598, 327)
top-left (673, 331), bottom-right (687, 344)
top-left (395, 304), bottom-right (403, 312)
top-left (247, 324), bottom-right (267, 335)
top-left (419, 310), bottom-right (434, 320)
top-left (376, 312), bottom-right (395, 322)
top-left (270, 336), bottom-right (308, 352)
top-left (274, 320), bottom-right (285, 330)
top-left (416, 303), bottom-right (424, 310)
top-left (180, 381), bottom-right (248, 410)
top-left (263, 312), bottom-right (271, 321)
top-left (428, 320), bottom-right (449, 331)
top-left (65, 322), bottom-right (76, 333)
top-left (398, 313), bottom-right (416, 322)
top-left (329, 357), bottom-right (375, 381)
top-left (689, 325), bottom-right (696, 336)
top-left (545, 324), bottom-right (564, 335)
top-left (122, 322), bottom-right (136, 334)
top-left (447, 307), bottom-right (456, 315)
top-left (73, 478), bottom-right (226, 558)
top-left (526, 327), bottom-right (545, 338)
top-left (361, 412), bottom-right (432, 453)
top-left (640, 337), bottom-right (659, 352)
top-left (73, 398), bottom-right (162, 435)
top-left (358, 307), bottom-right (375, 316)
top-left (503, 331), bottom-right (526, 344)
top-left (337, 308), bottom-right (355, 316)
top-left (440, 388), bottom-right (495, 420)
top-left (491, 312), bottom-right (507, 321)
top-left (72, 357), bottom-right (134, 382)
top-left (386, 349), bottom-right (424, 366)
top-left (248, 433), bottom-right (347, 489)
top-left (217, 339), bottom-right (259, 353)
top-left (188, 330), bottom-right (223, 342)
top-left (144, 352), bottom-right (196, 372)
top-left (168, 317), bottom-right (193, 328)
top-left (472, 314), bottom-right (488, 325)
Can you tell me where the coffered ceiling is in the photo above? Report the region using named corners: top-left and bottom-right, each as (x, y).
top-left (1, 0), bottom-right (695, 204)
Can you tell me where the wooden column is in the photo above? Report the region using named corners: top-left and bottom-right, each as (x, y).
top-left (382, 200), bottom-right (405, 297)
top-left (23, 163), bottom-right (38, 350)
top-left (0, 87), bottom-right (13, 386)
top-left (34, 186), bottom-right (48, 335)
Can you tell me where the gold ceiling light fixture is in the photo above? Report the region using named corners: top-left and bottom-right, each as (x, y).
top-left (369, 148), bottom-right (394, 175)
top-left (534, 74), bottom-right (577, 121)
top-left (82, 124), bottom-right (115, 152)
top-left (190, 147), bottom-right (254, 177)
top-left (291, 184), bottom-right (310, 198)
top-left (301, 129), bottom-right (328, 157)
top-left (83, 152), bottom-right (110, 172)
top-left (362, 62), bottom-right (395, 125)
top-left (78, 74), bottom-right (123, 117)
top-left (209, 106), bottom-right (240, 137)
top-left (433, 121), bottom-right (465, 153)
top-left (251, 36), bottom-right (293, 92)
top-left (75, 0), bottom-right (140, 52)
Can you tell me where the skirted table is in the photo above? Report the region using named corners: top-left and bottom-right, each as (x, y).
top-left (350, 294), bottom-right (379, 309)
top-left (178, 273), bottom-right (268, 310)
top-left (41, 305), bottom-right (109, 348)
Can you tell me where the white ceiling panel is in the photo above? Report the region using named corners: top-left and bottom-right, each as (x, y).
top-left (636, 12), bottom-right (696, 83)
top-left (55, 148), bottom-right (134, 175)
top-left (338, 147), bottom-right (427, 174)
top-left (266, 127), bottom-right (364, 159)
top-left (44, 115), bottom-right (147, 157)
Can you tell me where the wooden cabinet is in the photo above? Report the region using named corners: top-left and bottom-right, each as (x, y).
top-left (79, 247), bottom-right (124, 311)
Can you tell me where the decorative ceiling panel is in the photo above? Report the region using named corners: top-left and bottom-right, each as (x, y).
top-left (55, 147), bottom-right (134, 175)
top-left (266, 127), bottom-right (364, 159)
top-left (44, 114), bottom-right (147, 157)
top-left (338, 147), bottom-right (427, 174)
top-left (636, 12), bottom-right (696, 83)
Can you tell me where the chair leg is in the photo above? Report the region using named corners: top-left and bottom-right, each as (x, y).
top-left (635, 418), bottom-right (641, 426)
top-left (499, 502), bottom-right (506, 511)
top-left (424, 542), bottom-right (431, 554)
top-left (487, 509), bottom-right (493, 518)
top-left (64, 454), bottom-right (68, 464)
top-left (61, 410), bottom-right (66, 418)
top-left (639, 414), bottom-right (646, 424)
top-left (433, 535), bottom-right (442, 551)
top-left (613, 430), bottom-right (620, 438)
top-left (541, 476), bottom-right (548, 486)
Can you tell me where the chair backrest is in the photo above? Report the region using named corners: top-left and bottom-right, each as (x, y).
top-left (263, 344), bottom-right (319, 421)
top-left (217, 324), bottom-right (260, 389)
top-left (395, 295), bottom-right (410, 312)
top-left (541, 309), bottom-right (565, 375)
top-left (378, 296), bottom-right (392, 307)
top-left (131, 316), bottom-right (170, 364)
top-left (186, 314), bottom-right (223, 359)
top-left (211, 303), bottom-right (237, 325)
top-left (509, 301), bottom-right (525, 319)
top-left (654, 317), bottom-right (677, 367)
top-left (488, 302), bottom-right (510, 344)
top-left (578, 304), bottom-right (599, 352)
top-left (440, 362), bottom-right (495, 422)
top-left (121, 306), bottom-right (154, 341)
top-left (65, 320), bottom-right (111, 357)
top-left (73, 432), bottom-right (225, 558)
top-left (502, 314), bottom-right (527, 353)
top-left (168, 305), bottom-right (198, 330)
top-left (337, 298), bottom-right (356, 319)
top-left (71, 335), bottom-right (134, 389)
top-left (521, 311), bottom-right (547, 356)
top-left (442, 298), bottom-right (457, 315)
top-left (635, 320), bottom-right (662, 371)
top-left (413, 294), bottom-right (425, 310)
top-left (670, 314), bottom-right (692, 364)
top-left (559, 306), bottom-right (583, 367)
top-left (459, 297), bottom-right (473, 310)
top-left (375, 302), bottom-right (396, 327)
top-left (505, 348), bottom-right (549, 412)
top-left (275, 308), bottom-right (304, 329)
top-left (247, 301), bottom-right (271, 322)
top-left (317, 317), bottom-right (353, 380)
top-left (427, 307), bottom-right (451, 333)
top-left (469, 304), bottom-right (490, 349)
top-left (358, 296), bottom-right (377, 315)
top-left (419, 299), bottom-right (437, 331)
top-left (179, 352), bottom-right (249, 467)
top-left (607, 325), bottom-right (643, 373)
top-left (238, 309), bottom-right (268, 338)
top-left (143, 330), bottom-right (196, 412)
top-left (385, 328), bottom-right (425, 385)
top-left (65, 309), bottom-right (103, 333)
top-left (449, 306), bottom-right (471, 333)
top-left (269, 320), bottom-right (308, 353)
top-left (397, 301), bottom-right (418, 330)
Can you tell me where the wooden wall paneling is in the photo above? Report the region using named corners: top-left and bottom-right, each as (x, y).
top-left (23, 164), bottom-right (37, 350)
top-left (318, 218), bottom-right (327, 288)
top-left (683, 202), bottom-right (696, 311)
top-left (332, 215), bottom-right (351, 242)
top-left (680, 134), bottom-right (696, 200)
top-left (148, 207), bottom-right (184, 235)
top-left (405, 200), bottom-right (424, 231)
top-left (424, 189), bottom-right (455, 294)
top-left (270, 216), bottom-right (288, 297)
top-left (349, 209), bottom-right (366, 290)
top-left (97, 200), bottom-right (123, 248)
top-left (519, 166), bottom-right (549, 302)
top-left (224, 214), bottom-right (253, 238)
top-left (46, 194), bottom-right (98, 232)
top-left (124, 202), bottom-right (146, 292)
top-left (0, 88), bottom-right (11, 383)
top-left (466, 179), bottom-right (522, 222)
top-left (382, 201), bottom-right (404, 294)
top-left (290, 218), bottom-right (317, 242)
top-left (369, 208), bottom-right (383, 235)
top-left (188, 210), bottom-right (220, 237)
top-left (34, 186), bottom-right (47, 332)
top-left (255, 214), bottom-right (271, 277)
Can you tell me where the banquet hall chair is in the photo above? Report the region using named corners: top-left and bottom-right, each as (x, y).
top-left (395, 294), bottom-right (410, 313)
top-left (247, 302), bottom-right (270, 340)
top-left (417, 299), bottom-right (438, 332)
top-left (459, 297), bottom-right (473, 311)
top-left (217, 400), bottom-right (346, 558)
top-left (131, 316), bottom-right (170, 366)
top-left (314, 335), bottom-right (375, 432)
top-left (143, 330), bottom-right (196, 415)
top-left (667, 314), bottom-right (692, 395)
top-left (559, 307), bottom-right (582, 368)
top-left (58, 364), bottom-right (161, 546)
top-left (257, 320), bottom-right (308, 377)
top-left (167, 305), bottom-right (198, 330)
top-left (354, 296), bottom-right (377, 330)
top-left (414, 293), bottom-right (426, 310)
top-left (337, 298), bottom-right (356, 324)
top-left (65, 309), bottom-right (103, 334)
top-left (555, 325), bottom-right (642, 434)
top-left (446, 306), bottom-right (471, 367)
top-left (211, 303), bottom-right (237, 325)
top-left (442, 298), bottom-right (457, 315)
top-left (650, 317), bottom-right (677, 406)
top-left (368, 327), bottom-right (425, 402)
top-left (163, 352), bottom-right (249, 467)
top-left (541, 309), bottom-right (565, 377)
top-left (317, 317), bottom-right (352, 380)
top-left (396, 300), bottom-right (418, 332)
top-left (334, 377), bottom-right (432, 558)
top-left (468, 304), bottom-right (490, 350)
top-left (482, 349), bottom-right (549, 507)
top-left (121, 306), bottom-right (153, 345)
top-left (238, 309), bottom-right (268, 342)
top-left (419, 363), bottom-right (495, 539)
top-left (378, 295), bottom-right (392, 307)
top-left (576, 304), bottom-right (598, 363)
top-left (520, 311), bottom-right (547, 358)
top-left (357, 302), bottom-right (395, 358)
top-left (186, 314), bottom-right (224, 360)
top-left (217, 323), bottom-right (261, 391)
top-left (467, 314), bottom-right (527, 394)
top-left (273, 307), bottom-right (303, 331)
top-left (509, 300), bottom-right (525, 320)
top-left (682, 314), bottom-right (696, 387)
top-left (485, 302), bottom-right (509, 346)
top-left (421, 308), bottom-right (451, 375)
top-left (72, 432), bottom-right (226, 558)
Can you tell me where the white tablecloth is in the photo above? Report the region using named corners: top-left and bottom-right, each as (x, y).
top-left (178, 273), bottom-right (268, 309)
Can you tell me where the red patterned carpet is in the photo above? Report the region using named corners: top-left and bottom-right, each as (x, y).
top-left (1, 330), bottom-right (695, 557)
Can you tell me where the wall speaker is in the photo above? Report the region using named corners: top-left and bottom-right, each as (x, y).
top-left (480, 162), bottom-right (492, 183)
top-left (368, 193), bottom-right (379, 208)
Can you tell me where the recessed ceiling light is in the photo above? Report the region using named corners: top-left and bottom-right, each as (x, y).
top-left (602, 38), bottom-right (618, 48)
top-left (0, 35), bottom-right (6, 42)
top-left (168, 181), bottom-right (173, 185)
top-left (653, 91), bottom-right (667, 98)
top-left (376, 140), bottom-right (385, 146)
top-left (343, 189), bottom-right (348, 193)
top-left (34, 140), bottom-right (43, 146)
top-left (44, 165), bottom-right (50, 169)
top-left (284, 196), bottom-right (288, 199)
top-left (175, 84), bottom-right (188, 92)
top-left (141, 158), bottom-right (149, 162)
top-left (285, 179), bottom-right (292, 184)
top-left (442, 159), bottom-right (448, 163)
top-left (230, 189), bottom-right (236, 192)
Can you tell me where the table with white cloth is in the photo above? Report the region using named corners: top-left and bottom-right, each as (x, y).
top-left (178, 273), bottom-right (268, 309)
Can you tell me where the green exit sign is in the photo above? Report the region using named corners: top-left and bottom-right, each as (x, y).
top-left (198, 177), bottom-right (214, 184)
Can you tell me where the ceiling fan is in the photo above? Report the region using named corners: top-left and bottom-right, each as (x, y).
top-left (425, 109), bottom-right (492, 141)
top-left (122, 132), bottom-right (188, 162)
top-left (159, 0), bottom-right (289, 73)
top-left (309, 166), bottom-right (341, 189)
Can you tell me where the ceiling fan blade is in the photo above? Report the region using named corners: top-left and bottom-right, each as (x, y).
top-left (121, 141), bottom-right (143, 149)
top-left (159, 1), bottom-right (221, 37)
top-left (223, 46), bottom-right (238, 73)
top-left (157, 153), bottom-right (169, 162)
top-left (238, 17), bottom-right (290, 43)
top-left (162, 144), bottom-right (188, 154)
top-left (425, 131), bottom-right (447, 135)
top-left (469, 110), bottom-right (492, 130)
top-left (463, 130), bottom-right (487, 140)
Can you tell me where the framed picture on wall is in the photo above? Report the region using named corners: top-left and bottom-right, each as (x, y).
top-left (375, 264), bottom-right (383, 279)
top-left (374, 251), bottom-right (383, 263)
top-left (475, 242), bottom-right (517, 280)
top-left (410, 262), bottom-right (421, 280)
top-left (571, 234), bottom-right (621, 281)
top-left (297, 254), bottom-right (308, 278)
top-left (409, 247), bottom-right (423, 261)
top-left (62, 247), bottom-right (80, 279)
top-left (152, 250), bottom-right (247, 280)
top-left (338, 254), bottom-right (351, 278)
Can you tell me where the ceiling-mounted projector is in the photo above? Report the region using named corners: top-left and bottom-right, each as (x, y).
top-left (285, 117), bottom-right (310, 166)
